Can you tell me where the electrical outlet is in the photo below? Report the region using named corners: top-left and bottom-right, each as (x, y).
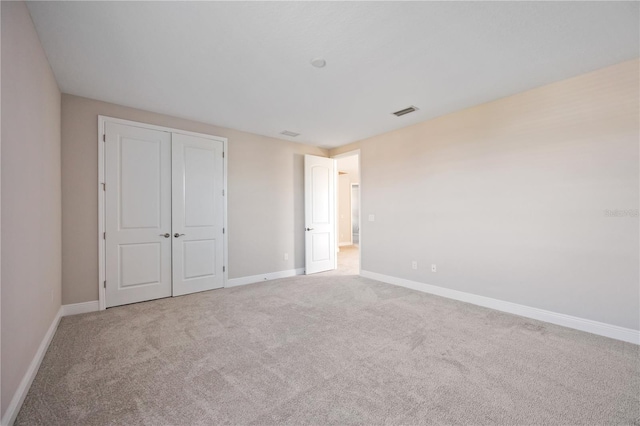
top-left (431, 264), bottom-right (437, 272)
top-left (412, 261), bottom-right (418, 270)
top-left (284, 253), bottom-right (289, 261)
top-left (368, 214), bottom-right (375, 222)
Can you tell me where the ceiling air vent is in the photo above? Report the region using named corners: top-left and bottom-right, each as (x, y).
top-left (280, 130), bottom-right (300, 137)
top-left (392, 106), bottom-right (419, 117)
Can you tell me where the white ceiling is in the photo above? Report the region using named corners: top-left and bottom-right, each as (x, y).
top-left (27, 1), bottom-right (639, 148)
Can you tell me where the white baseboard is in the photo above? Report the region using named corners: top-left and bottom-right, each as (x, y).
top-left (360, 270), bottom-right (640, 345)
top-left (62, 300), bottom-right (100, 316)
top-left (1, 300), bottom-right (102, 426)
top-left (227, 268), bottom-right (305, 288)
top-left (1, 307), bottom-right (63, 426)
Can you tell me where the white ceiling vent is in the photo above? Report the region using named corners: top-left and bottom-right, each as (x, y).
top-left (280, 130), bottom-right (300, 137)
top-left (392, 106), bottom-right (419, 117)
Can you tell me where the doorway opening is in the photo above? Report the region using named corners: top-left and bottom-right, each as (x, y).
top-left (335, 151), bottom-right (361, 275)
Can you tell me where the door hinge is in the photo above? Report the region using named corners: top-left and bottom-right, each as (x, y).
top-left (103, 232), bottom-right (106, 239)
top-left (223, 266), bottom-right (226, 272)
top-left (103, 280), bottom-right (106, 289)
top-left (222, 228), bottom-right (225, 234)
top-left (222, 189), bottom-right (225, 196)
top-left (222, 151), bottom-right (225, 158)
top-left (103, 134), bottom-right (106, 142)
top-left (102, 183), bottom-right (106, 191)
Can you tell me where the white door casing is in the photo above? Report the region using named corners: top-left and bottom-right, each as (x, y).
top-left (304, 155), bottom-right (336, 274)
top-left (172, 133), bottom-right (225, 296)
top-left (105, 122), bottom-right (172, 307)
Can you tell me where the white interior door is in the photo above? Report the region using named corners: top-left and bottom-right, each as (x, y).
top-left (304, 155), bottom-right (336, 274)
top-left (171, 133), bottom-right (225, 296)
top-left (105, 122), bottom-right (172, 307)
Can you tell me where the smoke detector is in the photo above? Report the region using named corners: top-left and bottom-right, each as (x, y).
top-left (311, 58), bottom-right (326, 68)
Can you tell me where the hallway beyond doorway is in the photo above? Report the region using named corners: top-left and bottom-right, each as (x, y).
top-left (337, 245), bottom-right (359, 275)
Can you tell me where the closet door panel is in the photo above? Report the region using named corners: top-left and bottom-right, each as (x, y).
top-left (172, 133), bottom-right (224, 296)
top-left (105, 122), bottom-right (172, 307)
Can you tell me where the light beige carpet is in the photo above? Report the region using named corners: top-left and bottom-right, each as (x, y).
top-left (16, 256), bottom-right (639, 425)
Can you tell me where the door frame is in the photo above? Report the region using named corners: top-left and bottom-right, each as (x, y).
top-left (97, 116), bottom-right (228, 310)
top-left (332, 149), bottom-right (361, 274)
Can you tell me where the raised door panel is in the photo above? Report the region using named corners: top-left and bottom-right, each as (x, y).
top-left (119, 243), bottom-right (161, 287)
top-left (119, 137), bottom-right (162, 229)
top-left (184, 146), bottom-right (216, 227)
top-left (311, 166), bottom-right (330, 225)
top-left (183, 240), bottom-right (216, 279)
top-left (311, 233), bottom-right (331, 261)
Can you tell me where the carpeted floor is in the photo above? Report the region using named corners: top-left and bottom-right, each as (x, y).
top-left (16, 249), bottom-right (639, 425)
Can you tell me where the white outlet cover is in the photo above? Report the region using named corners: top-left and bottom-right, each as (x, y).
top-left (368, 214), bottom-right (375, 222)
top-left (431, 264), bottom-right (437, 272)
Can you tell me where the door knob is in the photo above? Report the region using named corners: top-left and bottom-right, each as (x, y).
top-left (159, 233), bottom-right (170, 238)
top-left (305, 228), bottom-right (314, 231)
top-left (174, 233), bottom-right (185, 238)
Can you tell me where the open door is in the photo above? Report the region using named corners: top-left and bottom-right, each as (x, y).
top-left (304, 155), bottom-right (336, 274)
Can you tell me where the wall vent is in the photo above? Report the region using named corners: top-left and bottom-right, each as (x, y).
top-left (392, 106), bottom-right (419, 117)
top-left (280, 130), bottom-right (300, 137)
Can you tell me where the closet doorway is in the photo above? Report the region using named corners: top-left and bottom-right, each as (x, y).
top-left (98, 117), bottom-right (228, 309)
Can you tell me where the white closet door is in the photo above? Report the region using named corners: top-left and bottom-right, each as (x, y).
top-left (171, 133), bottom-right (224, 296)
top-left (105, 123), bottom-right (172, 307)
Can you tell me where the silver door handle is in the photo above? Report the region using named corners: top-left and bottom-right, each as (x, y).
top-left (159, 233), bottom-right (170, 238)
top-left (305, 228), bottom-right (314, 231)
top-left (174, 233), bottom-right (185, 238)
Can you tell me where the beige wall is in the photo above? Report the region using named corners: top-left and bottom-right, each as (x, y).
top-left (337, 174), bottom-right (352, 244)
top-left (1, 1), bottom-right (62, 417)
top-left (62, 94), bottom-right (327, 305)
top-left (331, 59), bottom-right (640, 330)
